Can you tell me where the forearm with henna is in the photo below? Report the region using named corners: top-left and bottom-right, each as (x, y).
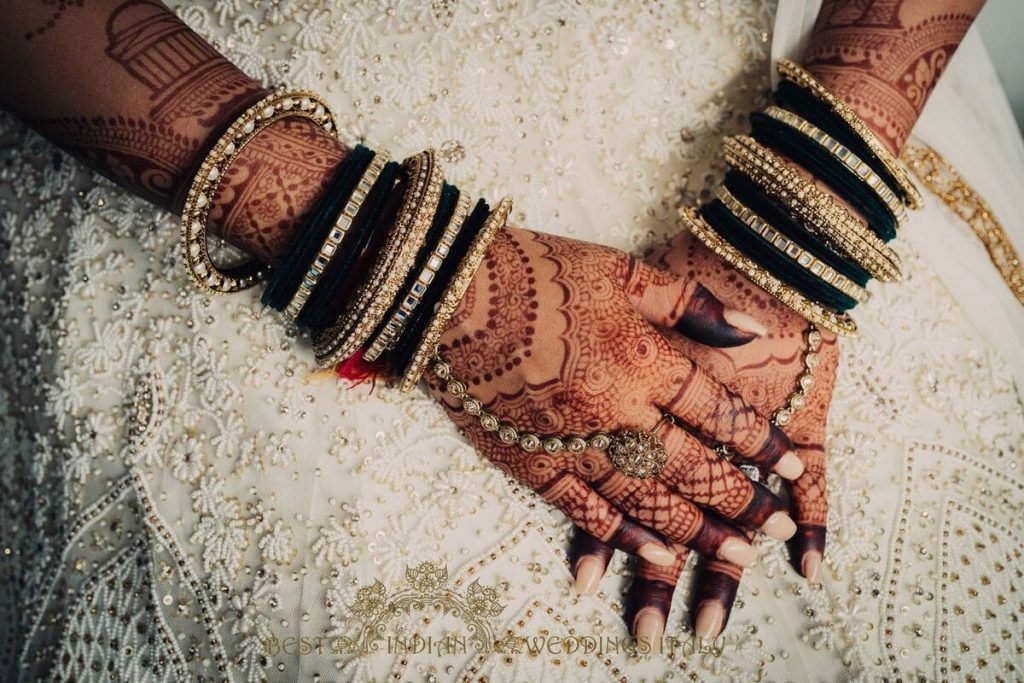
top-left (0, 0), bottom-right (348, 264)
top-left (803, 0), bottom-right (986, 155)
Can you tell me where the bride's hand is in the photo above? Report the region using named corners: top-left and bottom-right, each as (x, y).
top-left (568, 230), bottom-right (839, 642)
top-left (427, 226), bottom-right (804, 574)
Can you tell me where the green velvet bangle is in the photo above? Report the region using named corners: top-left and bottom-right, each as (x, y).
top-left (774, 79), bottom-right (909, 204)
top-left (701, 199), bottom-right (857, 312)
top-left (750, 112), bottom-right (897, 241)
top-left (724, 171), bottom-right (871, 287)
top-left (262, 144), bottom-right (375, 311)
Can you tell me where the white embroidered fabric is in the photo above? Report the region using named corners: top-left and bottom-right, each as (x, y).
top-left (2, 1), bottom-right (1022, 681)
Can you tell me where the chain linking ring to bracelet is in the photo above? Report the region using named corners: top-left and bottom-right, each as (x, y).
top-left (430, 356), bottom-right (674, 480)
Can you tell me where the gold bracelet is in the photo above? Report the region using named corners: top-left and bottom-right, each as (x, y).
top-left (902, 142), bottom-right (1024, 307)
top-left (362, 191), bottom-right (472, 363)
top-left (180, 89), bottom-right (338, 294)
top-left (680, 206), bottom-right (857, 336)
top-left (312, 150), bottom-right (443, 367)
top-left (715, 323), bottom-right (821, 481)
top-left (725, 135), bottom-right (902, 283)
top-left (283, 150), bottom-right (392, 321)
top-left (399, 197), bottom-right (514, 392)
top-left (763, 106), bottom-right (907, 229)
top-left (717, 187), bottom-right (871, 305)
top-left (776, 59), bottom-right (922, 210)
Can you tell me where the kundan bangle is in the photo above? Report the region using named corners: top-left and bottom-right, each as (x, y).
top-left (776, 59), bottom-right (922, 210)
top-left (313, 150), bottom-right (444, 367)
top-left (283, 149), bottom-right (391, 321)
top-left (262, 145), bottom-right (375, 311)
top-left (399, 196), bottom-right (514, 392)
top-left (716, 188), bottom-right (870, 305)
top-left (363, 189), bottom-right (471, 363)
top-left (761, 106), bottom-right (906, 230)
top-left (180, 89), bottom-right (338, 294)
top-left (725, 135), bottom-right (902, 283)
top-left (681, 206), bottom-right (857, 336)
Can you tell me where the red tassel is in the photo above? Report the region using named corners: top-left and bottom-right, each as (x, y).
top-left (335, 348), bottom-right (380, 392)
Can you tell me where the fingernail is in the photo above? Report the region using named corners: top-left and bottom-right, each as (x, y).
top-left (638, 543), bottom-right (676, 567)
top-left (718, 538), bottom-right (757, 567)
top-left (723, 308), bottom-right (767, 337)
top-left (574, 556), bottom-right (604, 596)
top-left (774, 451), bottom-right (805, 479)
top-left (694, 601), bottom-right (726, 640)
top-left (760, 511), bottom-right (797, 541)
top-left (801, 550), bottom-right (823, 585)
top-left (634, 608), bottom-right (665, 644)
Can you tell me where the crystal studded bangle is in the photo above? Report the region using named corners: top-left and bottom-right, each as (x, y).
top-left (362, 189), bottom-right (471, 363)
top-left (724, 135), bottom-right (902, 283)
top-left (716, 187), bottom-right (871, 305)
top-left (282, 149), bottom-right (392, 321)
top-left (398, 197), bottom-right (514, 392)
top-left (776, 59), bottom-right (922, 210)
top-left (179, 89), bottom-right (338, 294)
top-left (312, 149), bottom-right (444, 367)
top-left (761, 106), bottom-right (906, 231)
top-left (681, 206), bottom-right (857, 336)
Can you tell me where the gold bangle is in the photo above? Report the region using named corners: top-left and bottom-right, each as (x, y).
top-left (180, 89), bottom-right (338, 294)
top-left (282, 149), bottom-right (392, 321)
top-left (725, 135), bottom-right (902, 283)
top-left (716, 187), bottom-right (871, 305)
top-left (680, 206), bottom-right (857, 336)
top-left (763, 106), bottom-right (907, 229)
top-left (399, 197), bottom-right (514, 392)
top-left (313, 150), bottom-right (443, 367)
top-left (362, 191), bottom-right (472, 363)
top-left (776, 59), bottom-right (922, 210)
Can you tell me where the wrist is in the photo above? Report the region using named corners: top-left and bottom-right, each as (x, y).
top-left (206, 116), bottom-right (351, 264)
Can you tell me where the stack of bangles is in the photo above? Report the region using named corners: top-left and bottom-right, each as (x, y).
top-left (178, 88), bottom-right (512, 390)
top-left (681, 59), bottom-right (923, 336)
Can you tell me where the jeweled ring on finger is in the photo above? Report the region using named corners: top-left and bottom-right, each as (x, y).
top-left (606, 414), bottom-right (673, 480)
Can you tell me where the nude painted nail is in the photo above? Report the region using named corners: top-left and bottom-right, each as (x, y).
top-left (638, 543), bottom-right (676, 567)
top-left (574, 556), bottom-right (604, 596)
top-left (774, 451), bottom-right (805, 480)
top-left (694, 602), bottom-right (726, 640)
top-left (722, 308), bottom-right (767, 337)
top-left (760, 511), bottom-right (797, 541)
top-left (634, 608), bottom-right (665, 645)
top-left (802, 550), bottom-right (823, 585)
top-left (718, 538), bottom-right (757, 567)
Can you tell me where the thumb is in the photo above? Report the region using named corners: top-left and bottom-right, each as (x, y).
top-left (623, 258), bottom-right (767, 347)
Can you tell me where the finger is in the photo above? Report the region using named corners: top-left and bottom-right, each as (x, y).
top-left (568, 529), bottom-right (614, 596)
top-left (622, 258), bottom-right (766, 346)
top-left (585, 462), bottom-right (757, 567)
top-left (690, 539), bottom-right (748, 640)
top-left (660, 425), bottom-right (796, 540)
top-left (625, 543), bottom-right (691, 645)
top-left (656, 356), bottom-right (804, 479)
top-left (536, 470), bottom-right (677, 568)
top-left (789, 445), bottom-right (827, 584)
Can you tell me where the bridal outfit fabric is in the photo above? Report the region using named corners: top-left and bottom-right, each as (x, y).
top-left (2, 1), bottom-right (1022, 681)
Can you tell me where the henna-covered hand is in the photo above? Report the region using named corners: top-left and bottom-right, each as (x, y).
top-left (429, 227), bottom-right (805, 576)
top-left (569, 231), bottom-right (840, 643)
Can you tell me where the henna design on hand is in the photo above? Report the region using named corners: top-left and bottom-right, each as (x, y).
top-left (431, 227), bottom-right (807, 572)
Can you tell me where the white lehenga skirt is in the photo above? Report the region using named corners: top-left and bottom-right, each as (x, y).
top-left (2, 1), bottom-right (1022, 681)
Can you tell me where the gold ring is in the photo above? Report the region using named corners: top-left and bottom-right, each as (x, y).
top-left (606, 414), bottom-right (674, 480)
